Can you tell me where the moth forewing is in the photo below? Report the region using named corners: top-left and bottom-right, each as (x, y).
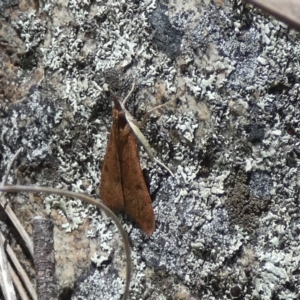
top-left (100, 108), bottom-right (125, 212)
top-left (100, 94), bottom-right (155, 235)
top-left (120, 124), bottom-right (155, 235)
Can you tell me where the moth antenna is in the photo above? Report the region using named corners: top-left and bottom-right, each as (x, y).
top-left (120, 80), bottom-right (182, 175)
top-left (154, 158), bottom-right (175, 177)
top-left (125, 116), bottom-right (155, 161)
top-left (140, 86), bottom-right (186, 127)
top-left (120, 79), bottom-right (156, 160)
top-left (122, 79), bottom-right (136, 106)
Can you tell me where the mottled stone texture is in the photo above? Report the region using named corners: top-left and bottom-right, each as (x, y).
top-left (32, 217), bottom-right (57, 300)
top-left (224, 168), bottom-right (271, 233)
top-left (2, 0), bottom-right (300, 299)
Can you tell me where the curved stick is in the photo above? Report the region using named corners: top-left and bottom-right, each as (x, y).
top-left (0, 185), bottom-right (131, 300)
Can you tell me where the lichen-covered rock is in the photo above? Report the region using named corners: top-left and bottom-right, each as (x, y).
top-left (1, 0), bottom-right (300, 299)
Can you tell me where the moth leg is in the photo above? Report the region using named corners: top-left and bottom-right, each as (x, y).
top-left (122, 79), bottom-right (136, 106)
top-left (140, 85), bottom-right (186, 127)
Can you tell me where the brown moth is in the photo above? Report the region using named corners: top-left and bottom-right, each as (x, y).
top-left (100, 95), bottom-right (155, 235)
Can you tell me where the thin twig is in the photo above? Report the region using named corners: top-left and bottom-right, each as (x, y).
top-left (0, 233), bottom-right (17, 300)
top-left (8, 264), bottom-right (30, 300)
top-left (0, 185), bottom-right (132, 300)
top-left (0, 148), bottom-right (33, 257)
top-left (2, 148), bottom-right (23, 185)
top-left (245, 0), bottom-right (300, 32)
top-left (0, 232), bottom-right (37, 300)
top-left (0, 149), bottom-right (24, 300)
top-left (0, 200), bottom-right (34, 257)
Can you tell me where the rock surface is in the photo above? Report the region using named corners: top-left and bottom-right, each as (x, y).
top-left (1, 0), bottom-right (300, 299)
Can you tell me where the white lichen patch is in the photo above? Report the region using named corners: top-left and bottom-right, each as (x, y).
top-left (12, 10), bottom-right (47, 50)
top-left (3, 0), bottom-right (300, 298)
top-left (44, 194), bottom-right (92, 231)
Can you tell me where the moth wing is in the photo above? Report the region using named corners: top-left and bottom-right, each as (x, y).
top-left (100, 113), bottom-right (124, 212)
top-left (120, 125), bottom-right (155, 235)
